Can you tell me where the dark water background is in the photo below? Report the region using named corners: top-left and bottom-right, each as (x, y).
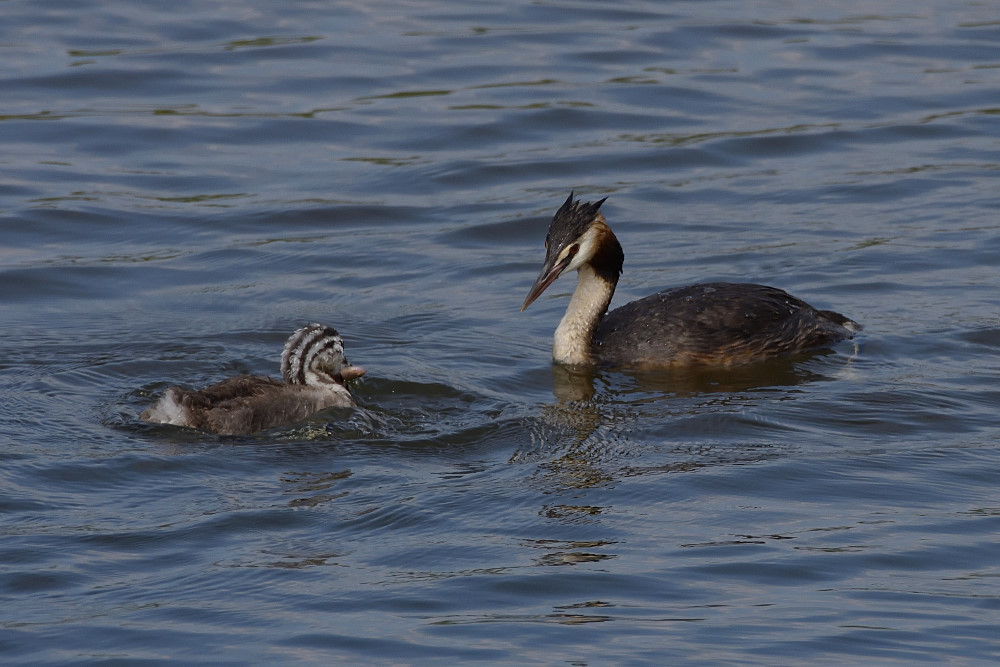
top-left (3, 0), bottom-right (1000, 663)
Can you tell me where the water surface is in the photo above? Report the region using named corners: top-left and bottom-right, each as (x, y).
top-left (2, 0), bottom-right (1000, 663)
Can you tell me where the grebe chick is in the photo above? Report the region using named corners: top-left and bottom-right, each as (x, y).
top-left (521, 193), bottom-right (859, 368)
top-left (141, 323), bottom-right (366, 435)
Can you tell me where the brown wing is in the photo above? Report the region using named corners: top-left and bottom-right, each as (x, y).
top-left (170, 376), bottom-right (284, 434)
top-left (595, 282), bottom-right (856, 367)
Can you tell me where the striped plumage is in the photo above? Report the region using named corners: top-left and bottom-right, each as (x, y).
top-left (281, 323), bottom-right (350, 386)
top-left (142, 323), bottom-right (365, 435)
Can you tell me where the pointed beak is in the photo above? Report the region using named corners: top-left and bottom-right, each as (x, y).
top-left (521, 255), bottom-right (571, 312)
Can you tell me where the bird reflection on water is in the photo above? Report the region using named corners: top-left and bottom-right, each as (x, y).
top-left (517, 352), bottom-right (844, 492)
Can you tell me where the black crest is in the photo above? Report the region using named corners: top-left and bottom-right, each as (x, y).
top-left (546, 191), bottom-right (608, 251)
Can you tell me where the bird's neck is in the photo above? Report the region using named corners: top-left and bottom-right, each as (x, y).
top-left (299, 366), bottom-right (341, 387)
top-left (552, 264), bottom-right (616, 365)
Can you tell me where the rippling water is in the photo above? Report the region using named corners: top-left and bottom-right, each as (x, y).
top-left (3, 0), bottom-right (1000, 663)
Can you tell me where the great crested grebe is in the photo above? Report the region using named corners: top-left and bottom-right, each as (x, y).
top-left (141, 323), bottom-right (366, 435)
top-left (521, 193), bottom-right (859, 368)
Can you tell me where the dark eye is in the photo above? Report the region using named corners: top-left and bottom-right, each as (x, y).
top-left (568, 243), bottom-right (579, 256)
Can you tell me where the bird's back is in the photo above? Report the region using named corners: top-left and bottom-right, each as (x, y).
top-left (594, 282), bottom-right (858, 368)
top-left (142, 375), bottom-right (354, 435)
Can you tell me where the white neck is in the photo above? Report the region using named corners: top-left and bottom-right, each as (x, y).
top-left (552, 264), bottom-right (615, 365)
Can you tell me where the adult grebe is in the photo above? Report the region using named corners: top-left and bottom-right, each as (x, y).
top-left (521, 193), bottom-right (859, 368)
top-left (141, 323), bottom-right (366, 435)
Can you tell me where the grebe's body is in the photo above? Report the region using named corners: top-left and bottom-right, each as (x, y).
top-left (521, 194), bottom-right (859, 368)
top-left (141, 324), bottom-right (365, 435)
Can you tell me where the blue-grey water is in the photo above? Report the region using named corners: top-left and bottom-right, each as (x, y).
top-left (3, 0), bottom-right (1000, 663)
